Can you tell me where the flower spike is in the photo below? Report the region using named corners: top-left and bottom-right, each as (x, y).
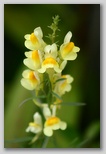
top-left (20, 15), bottom-right (80, 145)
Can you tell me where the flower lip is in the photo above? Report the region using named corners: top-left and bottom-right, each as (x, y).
top-left (31, 50), bottom-right (41, 61)
top-left (24, 50), bottom-right (42, 70)
top-left (43, 57), bottom-right (57, 65)
top-left (45, 117), bottom-right (60, 126)
top-left (30, 33), bottom-right (38, 44)
top-left (21, 70), bottom-right (40, 90)
top-left (38, 57), bottom-right (62, 73)
top-left (64, 42), bottom-right (74, 53)
top-left (29, 122), bottom-right (40, 128)
top-left (29, 71), bottom-right (37, 83)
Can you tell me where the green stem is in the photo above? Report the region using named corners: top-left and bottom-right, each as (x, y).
top-left (42, 136), bottom-right (49, 148)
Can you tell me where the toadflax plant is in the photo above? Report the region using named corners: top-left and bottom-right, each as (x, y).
top-left (20, 15), bottom-right (80, 147)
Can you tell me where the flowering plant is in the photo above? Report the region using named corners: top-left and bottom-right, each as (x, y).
top-left (20, 15), bottom-right (80, 147)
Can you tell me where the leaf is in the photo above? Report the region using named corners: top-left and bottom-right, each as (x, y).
top-left (67, 137), bottom-right (79, 148)
top-left (84, 121), bottom-right (100, 140)
top-left (19, 95), bottom-right (46, 108)
top-left (54, 78), bottom-right (66, 84)
top-left (52, 91), bottom-right (63, 101)
top-left (18, 97), bottom-right (33, 108)
top-left (42, 136), bottom-right (49, 148)
top-left (5, 136), bottom-right (33, 144)
top-left (34, 95), bottom-right (47, 99)
top-left (76, 138), bottom-right (89, 148)
top-left (57, 102), bottom-right (86, 106)
top-left (29, 133), bottom-right (41, 145)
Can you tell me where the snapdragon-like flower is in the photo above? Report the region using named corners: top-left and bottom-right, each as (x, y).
top-left (26, 112), bottom-right (42, 134)
top-left (21, 69), bottom-right (40, 90)
top-left (38, 57), bottom-right (62, 73)
top-left (23, 50), bottom-right (42, 70)
top-left (60, 31), bottom-right (80, 60)
top-left (24, 27), bottom-right (46, 51)
top-left (43, 105), bottom-right (67, 137)
top-left (54, 74), bottom-right (74, 96)
top-left (38, 44), bottom-right (67, 73)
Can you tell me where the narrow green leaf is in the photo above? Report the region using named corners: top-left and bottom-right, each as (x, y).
top-left (84, 121), bottom-right (100, 140)
top-left (67, 137), bottom-right (79, 148)
top-left (35, 95), bottom-right (47, 99)
top-left (5, 136), bottom-right (33, 144)
top-left (52, 91), bottom-right (63, 101)
top-left (42, 137), bottom-right (49, 148)
top-left (58, 102), bottom-right (86, 106)
top-left (76, 138), bottom-right (89, 148)
top-left (19, 95), bottom-right (46, 108)
top-left (18, 97), bottom-right (33, 108)
top-left (54, 78), bottom-right (66, 84)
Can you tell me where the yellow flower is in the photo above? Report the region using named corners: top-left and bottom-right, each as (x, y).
top-left (38, 43), bottom-right (67, 73)
top-left (43, 105), bottom-right (67, 136)
top-left (38, 57), bottom-right (62, 73)
top-left (54, 74), bottom-right (74, 95)
top-left (20, 70), bottom-right (40, 90)
top-left (26, 112), bottom-right (42, 134)
top-left (60, 31), bottom-right (80, 60)
top-left (24, 27), bottom-right (46, 51)
top-left (23, 50), bottom-right (42, 70)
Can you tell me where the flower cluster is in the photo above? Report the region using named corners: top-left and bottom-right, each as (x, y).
top-left (20, 16), bottom-right (80, 143)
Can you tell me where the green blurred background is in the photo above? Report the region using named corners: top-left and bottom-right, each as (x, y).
top-left (4, 4), bottom-right (100, 148)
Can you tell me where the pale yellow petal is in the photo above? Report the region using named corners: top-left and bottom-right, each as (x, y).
top-left (24, 51), bottom-right (32, 58)
top-left (45, 43), bottom-right (57, 53)
top-left (59, 121), bottom-right (67, 130)
top-left (65, 84), bottom-right (71, 92)
top-left (25, 40), bottom-right (37, 50)
top-left (64, 31), bottom-right (72, 44)
top-left (66, 75), bottom-right (74, 83)
top-left (34, 27), bottom-right (43, 38)
top-left (52, 123), bottom-right (60, 130)
top-left (21, 78), bottom-right (35, 90)
top-left (22, 70), bottom-right (30, 78)
top-left (24, 34), bottom-right (30, 40)
top-left (23, 58), bottom-right (41, 70)
top-left (52, 105), bottom-right (57, 116)
top-left (23, 59), bottom-right (35, 70)
top-left (38, 67), bottom-right (46, 73)
top-left (26, 126), bottom-right (31, 132)
top-left (63, 52), bottom-right (77, 60)
top-left (54, 66), bottom-right (62, 73)
top-left (26, 125), bottom-right (41, 134)
top-left (43, 106), bottom-right (51, 119)
top-left (60, 60), bottom-right (67, 70)
top-left (43, 127), bottom-right (53, 136)
top-left (73, 46), bottom-right (80, 53)
top-left (33, 112), bottom-right (42, 126)
top-left (44, 43), bottom-right (57, 58)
